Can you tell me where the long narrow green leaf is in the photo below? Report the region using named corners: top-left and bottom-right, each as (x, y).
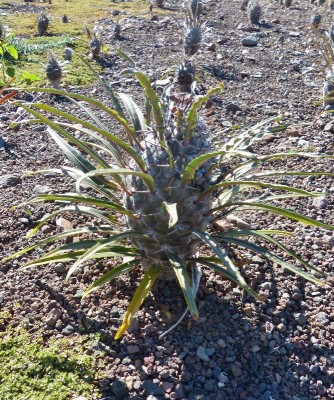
top-left (245, 171), bottom-right (334, 179)
top-left (66, 231), bottom-right (142, 279)
top-left (181, 150), bottom-right (255, 187)
top-left (193, 230), bottom-right (258, 297)
top-left (0, 227), bottom-right (120, 263)
top-left (197, 180), bottom-right (321, 203)
top-left (26, 205), bottom-right (119, 238)
top-left (26, 102), bottom-right (146, 169)
top-left (77, 168), bottom-right (156, 194)
top-left (116, 48), bottom-right (136, 67)
top-left (118, 92), bottom-right (146, 136)
top-left (211, 201), bottom-right (334, 231)
top-left (220, 237), bottom-right (325, 285)
top-left (196, 257), bottom-right (259, 299)
top-left (184, 84), bottom-right (223, 141)
top-left (167, 253), bottom-right (199, 319)
top-left (115, 265), bottom-right (160, 339)
top-left (123, 70), bottom-right (165, 143)
top-left (216, 229), bottom-right (323, 274)
top-left (75, 52), bottom-right (125, 118)
top-left (24, 193), bottom-right (135, 217)
top-left (83, 259), bottom-right (139, 299)
top-left (19, 104), bottom-right (114, 171)
top-left (23, 248), bottom-right (139, 267)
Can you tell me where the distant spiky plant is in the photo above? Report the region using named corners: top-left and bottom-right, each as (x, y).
top-left (184, 8), bottom-right (204, 56)
top-left (177, 61), bottom-right (195, 92)
top-left (45, 54), bottom-right (62, 89)
top-left (315, 25), bottom-right (334, 108)
top-left (114, 23), bottom-right (121, 40)
top-left (64, 47), bottom-right (73, 61)
top-left (329, 0), bottom-right (334, 10)
top-left (189, 0), bottom-right (203, 19)
top-left (37, 14), bottom-right (50, 36)
top-left (62, 14), bottom-right (69, 24)
top-left (241, 0), bottom-right (249, 10)
top-left (85, 25), bottom-right (102, 59)
top-left (247, 0), bottom-right (261, 24)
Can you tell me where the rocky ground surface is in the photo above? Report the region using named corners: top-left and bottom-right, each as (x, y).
top-left (1, 0), bottom-right (334, 399)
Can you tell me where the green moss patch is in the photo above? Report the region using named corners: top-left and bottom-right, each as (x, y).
top-left (0, 311), bottom-right (105, 400)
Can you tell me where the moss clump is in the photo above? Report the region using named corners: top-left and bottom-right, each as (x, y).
top-left (0, 311), bottom-right (104, 400)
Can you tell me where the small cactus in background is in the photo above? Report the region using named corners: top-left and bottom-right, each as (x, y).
top-left (177, 61), bottom-right (195, 92)
top-left (189, 0), bottom-right (203, 19)
top-left (114, 23), bottom-right (121, 40)
top-left (62, 14), bottom-right (68, 23)
top-left (46, 54), bottom-right (62, 89)
top-left (184, 25), bottom-right (202, 56)
top-left (241, 0), bottom-right (249, 10)
top-left (37, 14), bottom-right (49, 36)
top-left (64, 47), bottom-right (73, 61)
top-left (247, 0), bottom-right (261, 25)
top-left (310, 13), bottom-right (321, 29)
top-left (85, 25), bottom-right (102, 59)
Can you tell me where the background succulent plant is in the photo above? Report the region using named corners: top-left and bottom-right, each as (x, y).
top-left (247, 0), bottom-right (261, 25)
top-left (37, 14), bottom-right (50, 36)
top-left (45, 53), bottom-right (62, 89)
top-left (4, 53), bottom-right (334, 339)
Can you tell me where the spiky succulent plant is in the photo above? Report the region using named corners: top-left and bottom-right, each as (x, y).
top-left (177, 61), bottom-right (195, 92)
top-left (37, 14), bottom-right (49, 36)
top-left (4, 53), bottom-right (334, 339)
top-left (85, 25), bottom-right (102, 59)
top-left (247, 0), bottom-right (261, 25)
top-left (45, 54), bottom-right (62, 89)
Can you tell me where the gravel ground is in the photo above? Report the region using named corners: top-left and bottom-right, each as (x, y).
top-left (0, 0), bottom-right (334, 399)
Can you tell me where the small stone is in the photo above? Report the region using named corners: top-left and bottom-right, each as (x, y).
top-left (316, 312), bottom-right (329, 325)
top-left (252, 345), bottom-right (261, 353)
top-left (62, 324), bottom-right (75, 335)
top-left (217, 338), bottom-right (226, 348)
top-left (218, 372), bottom-right (228, 383)
top-left (226, 214), bottom-right (251, 229)
top-left (242, 36), bottom-right (258, 47)
top-left (142, 380), bottom-right (164, 396)
top-left (324, 122), bottom-right (334, 132)
top-left (54, 263), bottom-right (66, 273)
top-left (261, 282), bottom-right (272, 290)
top-left (312, 197), bottom-right (328, 209)
top-left (205, 347), bottom-right (216, 356)
top-left (196, 346), bottom-right (210, 362)
top-left (162, 382), bottom-right (174, 393)
top-left (225, 103), bottom-right (242, 113)
top-left (126, 345), bottom-right (140, 354)
top-left (231, 364), bottom-right (242, 378)
top-left (310, 365), bottom-right (320, 374)
top-left (74, 289), bottom-right (84, 298)
top-left (0, 137), bottom-right (5, 148)
top-left (33, 184), bottom-right (52, 194)
top-left (110, 380), bottom-right (129, 399)
top-left (243, 306), bottom-right (253, 317)
top-left (0, 174), bottom-right (21, 188)
top-left (45, 308), bottom-right (62, 326)
top-left (289, 31), bottom-right (300, 37)
top-left (294, 313), bottom-right (307, 326)
top-left (277, 323), bottom-right (286, 333)
top-left (19, 218), bottom-right (30, 225)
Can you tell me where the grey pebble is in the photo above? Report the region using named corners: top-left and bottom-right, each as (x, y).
top-left (242, 36), bottom-right (258, 46)
top-left (110, 380), bottom-right (129, 399)
top-left (0, 174), bottom-right (21, 188)
top-left (142, 380), bottom-right (164, 396)
top-left (196, 346), bottom-right (210, 361)
top-left (316, 311), bottom-right (329, 325)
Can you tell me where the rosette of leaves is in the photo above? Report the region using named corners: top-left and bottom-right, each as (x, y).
top-left (3, 53), bottom-right (334, 339)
